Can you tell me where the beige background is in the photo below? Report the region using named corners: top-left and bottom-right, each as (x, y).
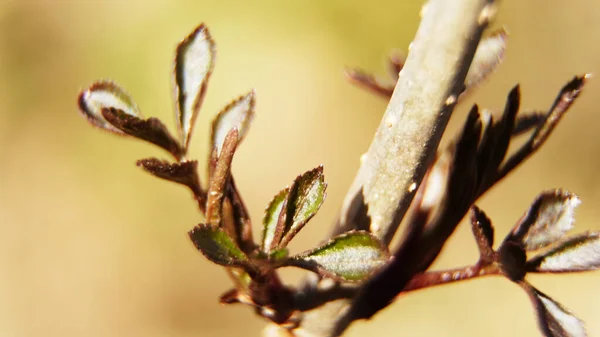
top-left (1, 1), bottom-right (599, 336)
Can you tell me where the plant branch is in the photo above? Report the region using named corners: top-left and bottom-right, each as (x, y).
top-left (403, 263), bottom-right (502, 292)
top-left (334, 0), bottom-right (496, 245)
top-left (290, 0), bottom-right (497, 336)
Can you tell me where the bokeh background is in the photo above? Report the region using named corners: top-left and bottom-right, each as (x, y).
top-left (1, 1), bottom-right (599, 336)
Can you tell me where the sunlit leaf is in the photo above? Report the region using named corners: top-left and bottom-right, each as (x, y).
top-left (78, 81), bottom-right (141, 134)
top-left (509, 190), bottom-right (580, 251)
top-left (463, 28), bottom-right (507, 94)
top-left (174, 24), bottom-right (216, 151)
top-left (211, 91), bottom-right (255, 155)
top-left (188, 224), bottom-right (249, 267)
top-left (279, 166), bottom-right (327, 247)
top-left (527, 232), bottom-right (600, 273)
top-left (136, 158), bottom-right (201, 194)
top-left (523, 284), bottom-right (587, 337)
top-left (261, 187), bottom-right (289, 253)
top-left (286, 231), bottom-right (389, 282)
top-left (102, 108), bottom-right (183, 158)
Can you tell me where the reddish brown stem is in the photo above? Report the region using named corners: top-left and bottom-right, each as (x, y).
top-left (403, 263), bottom-right (501, 292)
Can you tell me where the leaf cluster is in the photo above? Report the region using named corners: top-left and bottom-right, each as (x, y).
top-left (77, 24), bottom-right (390, 325)
top-left (338, 28), bottom-right (595, 336)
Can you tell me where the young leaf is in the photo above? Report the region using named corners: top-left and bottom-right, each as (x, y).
top-left (527, 232), bottom-right (600, 273)
top-left (286, 231), bottom-right (389, 282)
top-left (102, 108), bottom-right (183, 158)
top-left (188, 224), bottom-right (250, 267)
top-left (211, 91), bottom-right (256, 155)
top-left (261, 187), bottom-right (289, 253)
top-left (224, 177), bottom-right (255, 254)
top-left (345, 67), bottom-right (394, 98)
top-left (462, 28), bottom-right (507, 95)
top-left (470, 206), bottom-right (495, 263)
top-left (530, 75), bottom-right (589, 149)
top-left (78, 81), bottom-right (141, 134)
top-left (279, 166), bottom-right (327, 248)
top-left (269, 248), bottom-right (289, 261)
top-left (136, 158), bottom-right (201, 195)
top-left (431, 105), bottom-right (480, 222)
top-left (523, 284), bottom-right (587, 337)
top-left (490, 86), bottom-right (520, 169)
top-left (509, 190), bottom-right (580, 251)
top-left (387, 51), bottom-right (405, 79)
top-left (498, 75), bottom-right (588, 180)
top-left (174, 24), bottom-right (216, 151)
top-left (512, 112), bottom-right (546, 136)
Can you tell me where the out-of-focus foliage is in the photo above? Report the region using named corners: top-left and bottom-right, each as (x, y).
top-left (0, 1), bottom-right (599, 337)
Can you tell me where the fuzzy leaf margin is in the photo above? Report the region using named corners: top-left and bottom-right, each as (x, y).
top-left (136, 158), bottom-right (201, 195)
top-left (462, 28), bottom-right (507, 96)
top-left (102, 108), bottom-right (183, 158)
top-left (280, 166), bottom-right (327, 248)
top-left (261, 187), bottom-right (289, 253)
top-left (509, 190), bottom-right (580, 251)
top-left (211, 91), bottom-right (256, 156)
top-left (174, 24), bottom-right (216, 151)
top-left (286, 231), bottom-right (390, 282)
top-left (78, 81), bottom-right (141, 134)
top-left (527, 232), bottom-right (600, 273)
top-left (523, 284), bottom-right (587, 337)
top-left (470, 206), bottom-right (495, 263)
top-left (188, 224), bottom-right (250, 267)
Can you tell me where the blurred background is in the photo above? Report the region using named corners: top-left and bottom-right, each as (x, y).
top-left (1, 1), bottom-right (599, 336)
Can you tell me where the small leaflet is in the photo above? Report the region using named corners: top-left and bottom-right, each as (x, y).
top-left (174, 24), bottom-right (216, 151)
top-left (78, 81), bottom-right (141, 134)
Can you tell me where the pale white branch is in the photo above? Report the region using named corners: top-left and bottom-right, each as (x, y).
top-left (286, 0), bottom-right (498, 336)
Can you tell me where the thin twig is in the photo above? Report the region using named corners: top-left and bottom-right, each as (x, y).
top-left (403, 263), bottom-right (501, 292)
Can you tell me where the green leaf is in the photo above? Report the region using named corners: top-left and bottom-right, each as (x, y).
top-left (279, 166), bottom-right (327, 248)
top-left (287, 231), bottom-right (389, 282)
top-left (188, 224), bottom-right (249, 267)
top-left (174, 24), bottom-right (216, 151)
top-left (261, 187), bottom-right (289, 253)
top-left (211, 91), bottom-right (255, 156)
top-left (78, 81), bottom-right (141, 134)
top-left (527, 232), bottom-right (600, 273)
